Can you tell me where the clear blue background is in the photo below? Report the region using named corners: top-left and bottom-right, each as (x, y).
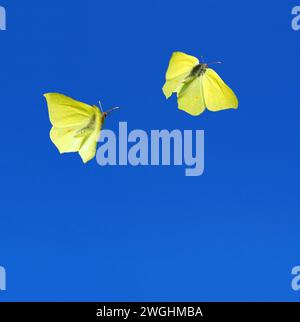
top-left (0, 0), bottom-right (299, 301)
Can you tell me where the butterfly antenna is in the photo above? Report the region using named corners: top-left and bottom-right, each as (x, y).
top-left (105, 106), bottom-right (121, 116)
top-left (207, 61), bottom-right (222, 66)
top-left (98, 100), bottom-right (104, 113)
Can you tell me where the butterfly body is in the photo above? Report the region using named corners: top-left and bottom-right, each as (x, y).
top-left (190, 63), bottom-right (208, 77)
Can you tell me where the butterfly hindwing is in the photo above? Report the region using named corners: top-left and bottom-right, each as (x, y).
top-left (50, 127), bottom-right (85, 153)
top-left (78, 132), bottom-right (100, 164)
top-left (163, 52), bottom-right (199, 98)
top-left (202, 68), bottom-right (238, 112)
top-left (177, 77), bottom-right (206, 116)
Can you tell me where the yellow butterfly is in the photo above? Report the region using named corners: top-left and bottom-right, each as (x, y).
top-left (44, 93), bottom-right (119, 163)
top-left (162, 51), bottom-right (238, 116)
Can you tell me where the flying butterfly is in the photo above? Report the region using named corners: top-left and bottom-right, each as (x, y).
top-left (44, 93), bottom-right (119, 163)
top-left (162, 51), bottom-right (238, 116)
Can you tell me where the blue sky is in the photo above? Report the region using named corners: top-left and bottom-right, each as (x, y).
top-left (0, 0), bottom-right (300, 301)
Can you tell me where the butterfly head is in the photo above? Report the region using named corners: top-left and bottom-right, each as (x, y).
top-left (102, 107), bottom-right (120, 120)
top-left (190, 60), bottom-right (222, 78)
top-left (98, 100), bottom-right (120, 120)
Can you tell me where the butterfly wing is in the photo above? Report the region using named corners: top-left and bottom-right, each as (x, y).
top-left (44, 93), bottom-right (96, 128)
top-left (44, 93), bottom-right (102, 163)
top-left (177, 76), bottom-right (206, 116)
top-left (162, 52), bottom-right (199, 98)
top-left (50, 127), bottom-right (85, 153)
top-left (78, 131), bottom-right (100, 163)
top-left (202, 68), bottom-right (238, 111)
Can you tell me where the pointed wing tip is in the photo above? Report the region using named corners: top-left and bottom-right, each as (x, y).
top-left (79, 154), bottom-right (94, 164)
top-left (44, 93), bottom-right (65, 99)
top-left (172, 51), bottom-right (186, 56)
top-left (43, 93), bottom-right (58, 101)
top-left (231, 100), bottom-right (239, 110)
top-left (162, 86), bottom-right (172, 99)
top-left (43, 92), bottom-right (55, 97)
